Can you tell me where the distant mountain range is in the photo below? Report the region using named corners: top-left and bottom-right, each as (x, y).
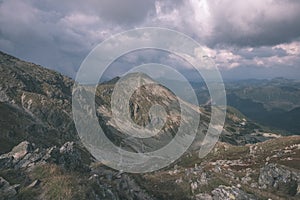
top-left (192, 78), bottom-right (300, 135)
top-left (226, 78), bottom-right (300, 134)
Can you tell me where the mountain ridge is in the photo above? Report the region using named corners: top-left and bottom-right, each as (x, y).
top-left (0, 51), bottom-right (299, 199)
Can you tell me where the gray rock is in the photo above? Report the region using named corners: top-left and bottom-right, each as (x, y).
top-left (0, 90), bottom-right (9, 102)
top-left (211, 185), bottom-right (257, 200)
top-left (114, 174), bottom-right (154, 200)
top-left (6, 141), bottom-right (33, 161)
top-left (0, 155), bottom-right (13, 169)
top-left (0, 141), bottom-right (34, 169)
top-left (258, 163), bottom-right (300, 196)
top-left (14, 150), bottom-right (44, 169)
top-left (198, 172), bottom-right (209, 185)
top-left (195, 193), bottom-right (213, 200)
top-left (27, 179), bottom-right (40, 189)
top-left (91, 165), bottom-right (155, 200)
top-left (56, 142), bottom-right (87, 171)
top-left (1, 141), bottom-right (89, 172)
top-left (88, 178), bottom-right (119, 200)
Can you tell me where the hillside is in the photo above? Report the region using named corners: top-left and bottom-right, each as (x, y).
top-left (0, 51), bottom-right (76, 153)
top-left (0, 51), bottom-right (299, 199)
top-left (192, 79), bottom-right (300, 134)
top-left (226, 78), bottom-right (300, 134)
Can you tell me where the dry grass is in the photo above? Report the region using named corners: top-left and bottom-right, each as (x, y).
top-left (32, 164), bottom-right (86, 200)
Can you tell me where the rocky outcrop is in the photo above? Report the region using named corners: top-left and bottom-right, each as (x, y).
top-left (54, 141), bottom-right (89, 171)
top-left (0, 141), bottom-right (88, 172)
top-left (9, 141), bottom-right (33, 161)
top-left (259, 163), bottom-right (300, 196)
top-left (0, 141), bottom-right (34, 169)
top-left (211, 185), bottom-right (257, 200)
top-left (195, 185), bottom-right (257, 200)
top-left (0, 141), bottom-right (154, 200)
top-left (91, 166), bottom-right (155, 200)
top-left (0, 177), bottom-right (18, 200)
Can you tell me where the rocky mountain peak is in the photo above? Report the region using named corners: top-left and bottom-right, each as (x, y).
top-left (1, 52), bottom-right (299, 199)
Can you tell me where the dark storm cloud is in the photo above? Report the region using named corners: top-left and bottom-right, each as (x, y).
top-left (207, 0), bottom-right (300, 47)
top-left (0, 0), bottom-right (124, 77)
top-left (31, 0), bottom-right (156, 25)
top-left (147, 0), bottom-right (300, 48)
top-left (0, 0), bottom-right (299, 79)
top-left (92, 0), bottom-right (155, 25)
top-left (0, 0), bottom-right (160, 77)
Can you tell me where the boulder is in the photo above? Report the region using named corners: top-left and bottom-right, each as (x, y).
top-left (0, 141), bottom-right (89, 172)
top-left (258, 163), bottom-right (300, 196)
top-left (0, 141), bottom-right (33, 169)
top-left (10, 141), bottom-right (33, 161)
top-left (211, 185), bottom-right (257, 200)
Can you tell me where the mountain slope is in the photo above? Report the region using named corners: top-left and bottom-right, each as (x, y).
top-left (1, 51), bottom-right (299, 200)
top-left (193, 78), bottom-right (300, 134)
top-left (0, 50), bottom-right (277, 153)
top-left (226, 80), bottom-right (300, 134)
top-left (0, 51), bottom-right (77, 154)
top-left (0, 51), bottom-right (155, 200)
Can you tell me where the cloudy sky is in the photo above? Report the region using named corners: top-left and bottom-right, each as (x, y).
top-left (0, 0), bottom-right (300, 80)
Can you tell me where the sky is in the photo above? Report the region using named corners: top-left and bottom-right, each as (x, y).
top-left (0, 0), bottom-right (300, 80)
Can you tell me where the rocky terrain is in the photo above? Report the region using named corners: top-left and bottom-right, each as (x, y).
top-left (0, 51), bottom-right (300, 199)
top-left (137, 136), bottom-right (300, 199)
top-left (1, 135), bottom-right (299, 199)
top-left (0, 51), bottom-right (76, 154)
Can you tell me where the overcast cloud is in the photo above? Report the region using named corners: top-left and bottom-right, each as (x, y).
top-left (0, 0), bottom-right (299, 79)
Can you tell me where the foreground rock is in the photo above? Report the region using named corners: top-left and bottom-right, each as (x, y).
top-left (195, 185), bottom-right (257, 200)
top-left (0, 141), bottom-right (88, 172)
top-left (0, 141), bottom-right (155, 200)
top-left (259, 163), bottom-right (300, 196)
top-left (211, 185), bottom-right (257, 200)
top-left (7, 141), bottom-right (33, 161)
top-left (137, 136), bottom-right (300, 200)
